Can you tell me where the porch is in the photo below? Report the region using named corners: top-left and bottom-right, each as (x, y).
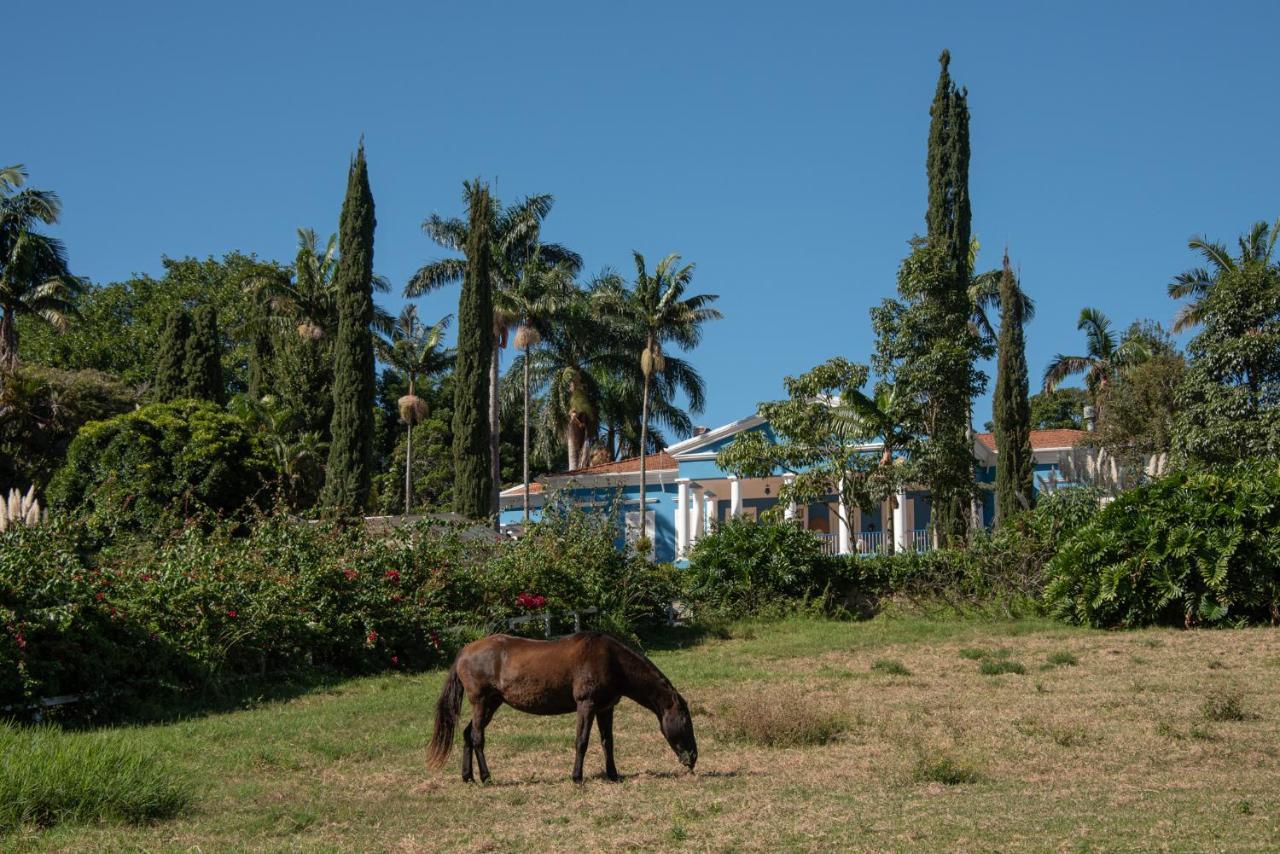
top-left (674, 473), bottom-right (934, 558)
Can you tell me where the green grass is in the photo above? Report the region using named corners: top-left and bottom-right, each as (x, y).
top-left (979, 658), bottom-right (1027, 676)
top-left (6, 615), bottom-right (1280, 850)
top-left (871, 658), bottom-right (911, 676)
top-left (0, 724), bottom-right (189, 832)
top-left (1045, 650), bottom-right (1079, 668)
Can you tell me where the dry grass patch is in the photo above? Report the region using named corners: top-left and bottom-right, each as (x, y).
top-left (712, 690), bottom-right (849, 748)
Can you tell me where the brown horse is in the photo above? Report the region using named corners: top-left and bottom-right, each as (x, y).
top-left (427, 631), bottom-right (697, 783)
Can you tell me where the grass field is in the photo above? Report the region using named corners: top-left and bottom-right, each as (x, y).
top-left (7, 615), bottom-right (1280, 851)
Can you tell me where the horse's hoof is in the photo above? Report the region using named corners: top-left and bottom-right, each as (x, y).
top-left (462, 775), bottom-right (474, 784)
top-left (605, 774), bottom-right (622, 783)
top-left (571, 775), bottom-right (584, 785)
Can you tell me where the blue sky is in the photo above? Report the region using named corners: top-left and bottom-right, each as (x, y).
top-left (11, 1), bottom-right (1280, 431)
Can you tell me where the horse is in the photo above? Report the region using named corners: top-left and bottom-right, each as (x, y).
top-left (426, 631), bottom-right (697, 783)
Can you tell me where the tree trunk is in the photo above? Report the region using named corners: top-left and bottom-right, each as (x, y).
top-left (885, 494), bottom-right (896, 556)
top-left (0, 309), bottom-right (18, 376)
top-left (522, 343), bottom-right (531, 521)
top-left (639, 341), bottom-right (652, 553)
top-left (402, 376), bottom-right (413, 514)
top-left (489, 343), bottom-right (501, 528)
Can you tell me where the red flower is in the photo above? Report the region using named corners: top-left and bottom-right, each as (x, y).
top-left (109, 607), bottom-right (119, 618)
top-left (532, 595), bottom-right (547, 609)
top-left (139, 573), bottom-right (152, 582)
top-left (391, 655), bottom-right (400, 666)
top-left (95, 592), bottom-right (106, 602)
top-left (343, 569), bottom-right (358, 581)
top-left (384, 569), bottom-right (401, 583)
top-left (14, 633), bottom-right (26, 650)
top-left (367, 630), bottom-right (379, 645)
top-left (227, 609), bottom-right (238, 618)
top-left (390, 594), bottom-right (402, 603)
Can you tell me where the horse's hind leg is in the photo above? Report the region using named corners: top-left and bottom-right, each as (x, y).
top-left (461, 721), bottom-right (475, 783)
top-left (470, 696), bottom-right (500, 784)
top-left (597, 705), bottom-right (620, 782)
top-left (572, 702), bottom-right (597, 784)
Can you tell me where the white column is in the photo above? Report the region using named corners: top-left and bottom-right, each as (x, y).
top-left (689, 486), bottom-right (704, 547)
top-left (704, 492), bottom-right (717, 535)
top-left (728, 476), bottom-right (742, 518)
top-left (783, 474), bottom-right (797, 521)
top-left (893, 488), bottom-right (908, 552)
top-left (836, 477), bottom-right (851, 555)
top-left (675, 479), bottom-right (689, 557)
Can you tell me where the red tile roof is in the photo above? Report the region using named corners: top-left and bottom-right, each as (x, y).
top-left (564, 451), bottom-right (676, 476)
top-left (499, 451), bottom-right (677, 497)
top-left (975, 429), bottom-right (1088, 452)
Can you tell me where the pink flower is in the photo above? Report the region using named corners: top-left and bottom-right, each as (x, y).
top-left (139, 573), bottom-right (152, 582)
top-left (227, 609), bottom-right (238, 619)
top-left (343, 569), bottom-right (358, 581)
top-left (391, 655), bottom-right (400, 666)
top-left (14, 633), bottom-right (26, 650)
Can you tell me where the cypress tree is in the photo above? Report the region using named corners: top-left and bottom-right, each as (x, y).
top-left (154, 308), bottom-right (190, 401)
top-left (924, 49), bottom-right (977, 543)
top-left (184, 305), bottom-right (225, 404)
top-left (993, 252), bottom-right (1034, 523)
top-left (926, 49), bottom-right (972, 286)
top-left (451, 181), bottom-right (494, 520)
top-left (320, 143), bottom-right (377, 516)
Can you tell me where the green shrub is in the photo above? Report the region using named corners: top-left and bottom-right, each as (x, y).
top-left (1045, 650), bottom-right (1079, 667)
top-left (1201, 686), bottom-right (1250, 722)
top-left (0, 723), bottom-right (189, 831)
top-left (47, 400), bottom-right (273, 531)
top-left (1045, 463), bottom-right (1280, 628)
top-left (685, 517), bottom-right (833, 613)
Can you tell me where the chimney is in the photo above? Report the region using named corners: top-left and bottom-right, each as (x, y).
top-left (1082, 406), bottom-right (1096, 432)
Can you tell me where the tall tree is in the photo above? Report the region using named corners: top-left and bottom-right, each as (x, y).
top-left (992, 252), bottom-right (1033, 523)
top-left (375, 306), bottom-right (451, 513)
top-left (1173, 228), bottom-right (1280, 464)
top-left (320, 144), bottom-right (377, 517)
top-left (1043, 307), bottom-right (1150, 420)
top-left (183, 304), bottom-right (225, 404)
top-left (451, 181), bottom-right (495, 521)
top-left (871, 242), bottom-right (987, 546)
top-left (0, 165), bottom-right (82, 381)
top-left (153, 308), bottom-right (191, 401)
top-left (606, 252), bottom-right (721, 541)
top-left (406, 188), bottom-right (580, 517)
top-left (921, 50), bottom-right (978, 542)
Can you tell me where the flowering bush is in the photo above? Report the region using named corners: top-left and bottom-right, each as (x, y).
top-left (0, 500), bottom-right (680, 718)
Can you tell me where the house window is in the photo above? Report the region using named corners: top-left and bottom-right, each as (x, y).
top-left (624, 510), bottom-right (656, 558)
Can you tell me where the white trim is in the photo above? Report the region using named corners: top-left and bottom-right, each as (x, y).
top-left (667, 414), bottom-right (767, 457)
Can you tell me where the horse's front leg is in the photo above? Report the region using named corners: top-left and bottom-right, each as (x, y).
top-left (597, 705), bottom-right (620, 782)
top-left (571, 702), bottom-right (596, 784)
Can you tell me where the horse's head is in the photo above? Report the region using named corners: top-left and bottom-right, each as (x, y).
top-left (660, 693), bottom-right (697, 771)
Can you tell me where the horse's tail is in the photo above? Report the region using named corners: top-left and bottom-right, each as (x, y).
top-left (427, 663), bottom-right (464, 769)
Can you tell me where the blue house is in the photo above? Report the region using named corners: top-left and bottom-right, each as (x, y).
top-left (499, 414), bottom-right (1089, 564)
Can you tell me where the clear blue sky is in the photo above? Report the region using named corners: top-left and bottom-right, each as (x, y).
top-left (11, 1), bottom-right (1280, 431)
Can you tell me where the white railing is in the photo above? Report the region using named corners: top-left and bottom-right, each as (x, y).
top-left (909, 529), bottom-right (932, 553)
top-left (813, 532), bottom-right (839, 556)
top-left (815, 530), bottom-right (934, 557)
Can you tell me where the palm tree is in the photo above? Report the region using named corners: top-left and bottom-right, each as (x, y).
top-left (605, 252), bottom-right (721, 543)
top-left (245, 228), bottom-right (395, 341)
top-left (1169, 219), bottom-right (1280, 332)
top-left (511, 274), bottom-right (631, 471)
top-left (830, 385), bottom-right (913, 555)
top-left (0, 165), bottom-right (83, 378)
top-left (504, 254), bottom-right (577, 519)
top-left (375, 306), bottom-right (452, 513)
top-left (1043, 308), bottom-right (1149, 419)
top-left (405, 186), bottom-right (581, 516)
